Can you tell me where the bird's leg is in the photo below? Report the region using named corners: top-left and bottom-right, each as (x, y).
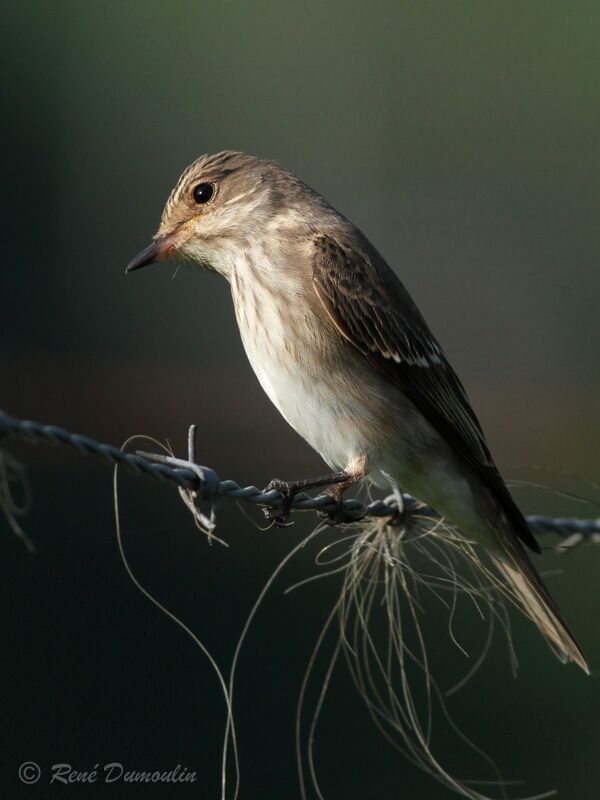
top-left (262, 470), bottom-right (350, 527)
top-left (318, 465), bottom-right (367, 525)
top-left (264, 457), bottom-right (367, 527)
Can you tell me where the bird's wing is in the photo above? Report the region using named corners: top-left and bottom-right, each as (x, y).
top-left (312, 234), bottom-right (539, 553)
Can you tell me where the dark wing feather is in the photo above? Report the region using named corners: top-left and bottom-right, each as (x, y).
top-left (312, 234), bottom-right (539, 553)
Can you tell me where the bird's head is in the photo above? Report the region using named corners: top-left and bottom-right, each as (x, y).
top-left (126, 150), bottom-right (310, 278)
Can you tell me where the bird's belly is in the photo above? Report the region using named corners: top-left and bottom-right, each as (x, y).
top-left (232, 285), bottom-right (439, 486)
top-left (235, 305), bottom-right (374, 470)
top-left (245, 330), bottom-right (494, 544)
top-left (246, 342), bottom-right (366, 470)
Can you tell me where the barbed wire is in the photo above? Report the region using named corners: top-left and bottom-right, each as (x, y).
top-left (0, 409), bottom-right (598, 543)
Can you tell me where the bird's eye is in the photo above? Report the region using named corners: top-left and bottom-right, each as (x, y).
top-left (192, 182), bottom-right (215, 204)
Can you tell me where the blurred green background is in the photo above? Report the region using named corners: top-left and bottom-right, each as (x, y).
top-left (2, 1), bottom-right (599, 798)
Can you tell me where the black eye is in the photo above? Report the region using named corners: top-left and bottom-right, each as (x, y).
top-left (192, 182), bottom-right (214, 204)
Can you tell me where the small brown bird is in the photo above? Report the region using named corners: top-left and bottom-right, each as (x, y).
top-left (128, 150), bottom-right (587, 673)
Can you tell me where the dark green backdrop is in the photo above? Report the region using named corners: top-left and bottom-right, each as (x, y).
top-left (3, 2), bottom-right (599, 798)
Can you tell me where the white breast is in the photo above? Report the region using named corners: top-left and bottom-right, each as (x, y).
top-left (230, 263), bottom-right (373, 472)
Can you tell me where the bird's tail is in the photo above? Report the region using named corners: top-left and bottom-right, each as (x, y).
top-left (490, 528), bottom-right (589, 674)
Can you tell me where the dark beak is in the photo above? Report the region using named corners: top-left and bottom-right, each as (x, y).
top-left (126, 236), bottom-right (176, 273)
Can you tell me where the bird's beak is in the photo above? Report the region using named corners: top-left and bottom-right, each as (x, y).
top-left (126, 235), bottom-right (177, 273)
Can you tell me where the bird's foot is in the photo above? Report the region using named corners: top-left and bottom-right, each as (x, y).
top-left (317, 477), bottom-right (364, 525)
top-left (262, 471), bottom-right (350, 527)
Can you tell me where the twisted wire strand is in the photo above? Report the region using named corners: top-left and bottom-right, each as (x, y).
top-left (0, 409), bottom-right (598, 538)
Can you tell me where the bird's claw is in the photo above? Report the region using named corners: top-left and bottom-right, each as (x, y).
top-left (317, 485), bottom-right (356, 526)
top-left (318, 501), bottom-right (348, 526)
top-left (261, 470), bottom-right (354, 527)
top-left (262, 478), bottom-right (298, 527)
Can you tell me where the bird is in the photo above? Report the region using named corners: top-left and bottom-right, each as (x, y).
top-left (127, 150), bottom-right (588, 673)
